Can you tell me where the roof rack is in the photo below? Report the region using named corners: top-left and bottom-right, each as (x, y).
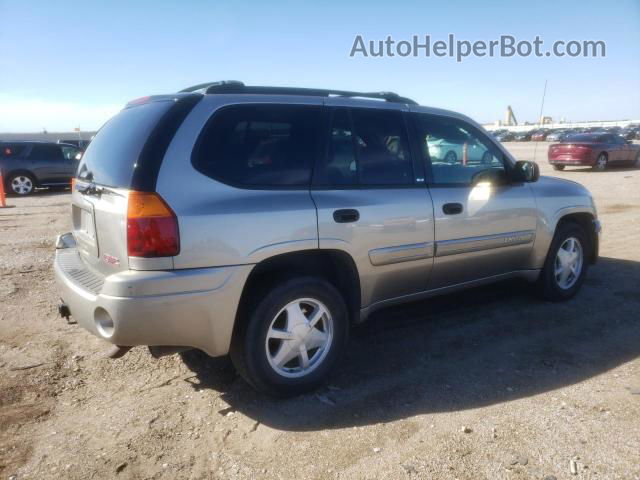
top-left (179, 81), bottom-right (418, 105)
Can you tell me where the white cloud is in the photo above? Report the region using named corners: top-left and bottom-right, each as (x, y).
top-left (0, 95), bottom-right (122, 132)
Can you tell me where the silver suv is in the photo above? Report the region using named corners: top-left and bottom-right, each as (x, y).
top-left (54, 81), bottom-right (600, 396)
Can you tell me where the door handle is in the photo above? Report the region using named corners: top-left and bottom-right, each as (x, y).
top-left (442, 203), bottom-right (463, 215)
top-left (333, 209), bottom-right (360, 223)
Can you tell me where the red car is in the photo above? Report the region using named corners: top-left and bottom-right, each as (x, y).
top-left (548, 133), bottom-right (640, 171)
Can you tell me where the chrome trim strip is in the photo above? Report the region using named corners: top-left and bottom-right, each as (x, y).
top-left (369, 242), bottom-right (434, 266)
top-left (435, 230), bottom-right (535, 257)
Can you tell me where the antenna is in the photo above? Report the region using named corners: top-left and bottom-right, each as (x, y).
top-left (533, 80), bottom-right (548, 163)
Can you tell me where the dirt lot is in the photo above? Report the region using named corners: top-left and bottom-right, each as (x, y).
top-left (1, 142), bottom-right (639, 480)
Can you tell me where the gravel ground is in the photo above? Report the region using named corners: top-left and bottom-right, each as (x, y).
top-left (1, 142), bottom-right (639, 480)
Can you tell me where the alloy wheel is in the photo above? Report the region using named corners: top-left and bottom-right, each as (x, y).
top-left (11, 176), bottom-right (33, 195)
top-left (554, 237), bottom-right (583, 290)
top-left (265, 298), bottom-right (333, 378)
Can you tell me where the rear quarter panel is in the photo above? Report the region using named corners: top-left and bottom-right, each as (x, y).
top-left (155, 95), bottom-right (322, 269)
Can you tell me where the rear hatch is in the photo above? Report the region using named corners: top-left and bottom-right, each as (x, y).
top-left (72, 94), bottom-right (200, 276)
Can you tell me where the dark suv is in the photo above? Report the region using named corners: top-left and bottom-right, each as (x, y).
top-left (1, 141), bottom-right (81, 195)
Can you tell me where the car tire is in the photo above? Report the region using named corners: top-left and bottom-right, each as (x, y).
top-left (553, 165), bottom-right (565, 171)
top-left (7, 173), bottom-right (36, 196)
top-left (537, 222), bottom-right (589, 301)
top-left (592, 153), bottom-right (608, 171)
top-left (230, 277), bottom-right (349, 397)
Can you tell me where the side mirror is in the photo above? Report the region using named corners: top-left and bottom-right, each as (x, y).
top-left (626, 139), bottom-right (633, 145)
top-left (512, 160), bottom-right (540, 183)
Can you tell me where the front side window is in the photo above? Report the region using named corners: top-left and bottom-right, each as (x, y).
top-left (412, 113), bottom-right (505, 185)
top-left (61, 145), bottom-right (80, 161)
top-left (315, 107), bottom-right (414, 186)
top-left (193, 104), bottom-right (321, 187)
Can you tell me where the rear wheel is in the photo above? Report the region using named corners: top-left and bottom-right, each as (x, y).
top-left (8, 174), bottom-right (35, 196)
top-left (553, 165), bottom-right (565, 171)
top-left (538, 222), bottom-right (589, 301)
top-left (592, 153), bottom-right (608, 171)
top-left (231, 277), bottom-right (349, 397)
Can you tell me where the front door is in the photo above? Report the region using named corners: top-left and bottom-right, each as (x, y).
top-left (411, 112), bottom-right (538, 289)
top-left (311, 106), bottom-right (435, 309)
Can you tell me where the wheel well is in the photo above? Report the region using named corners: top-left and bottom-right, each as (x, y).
top-left (556, 213), bottom-right (598, 263)
top-left (4, 169), bottom-right (37, 186)
top-left (233, 249), bottom-right (361, 336)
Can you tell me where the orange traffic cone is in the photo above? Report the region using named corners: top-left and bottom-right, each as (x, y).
top-left (0, 170), bottom-right (7, 208)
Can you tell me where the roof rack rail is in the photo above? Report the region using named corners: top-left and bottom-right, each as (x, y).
top-left (178, 81), bottom-right (418, 105)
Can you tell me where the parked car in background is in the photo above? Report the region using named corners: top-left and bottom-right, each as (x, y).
top-left (495, 131), bottom-right (516, 142)
top-left (621, 126), bottom-right (640, 140)
top-left (57, 139), bottom-right (91, 150)
top-left (531, 129), bottom-right (550, 141)
top-left (548, 133), bottom-right (640, 171)
top-left (1, 141), bottom-right (80, 195)
top-left (546, 130), bottom-right (568, 142)
top-left (54, 81), bottom-right (601, 396)
top-left (513, 131), bottom-right (533, 141)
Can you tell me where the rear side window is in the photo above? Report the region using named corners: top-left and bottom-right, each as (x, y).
top-left (29, 144), bottom-right (65, 162)
top-left (193, 104), bottom-right (321, 187)
top-left (315, 107), bottom-right (414, 186)
top-left (77, 101), bottom-right (176, 187)
top-left (1, 144), bottom-right (27, 158)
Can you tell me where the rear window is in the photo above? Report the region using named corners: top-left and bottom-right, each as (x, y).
top-left (562, 134), bottom-right (603, 143)
top-left (76, 101), bottom-right (175, 187)
top-left (193, 104), bottom-right (321, 187)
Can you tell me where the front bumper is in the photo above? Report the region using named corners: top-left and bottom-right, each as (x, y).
top-left (54, 234), bottom-right (253, 356)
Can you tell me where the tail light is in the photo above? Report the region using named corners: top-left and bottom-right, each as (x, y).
top-left (127, 192), bottom-right (180, 257)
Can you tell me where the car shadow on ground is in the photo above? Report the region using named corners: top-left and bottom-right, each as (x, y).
top-left (181, 256), bottom-right (640, 432)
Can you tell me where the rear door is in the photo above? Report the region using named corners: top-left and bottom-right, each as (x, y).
top-left (311, 104), bottom-right (435, 309)
top-left (411, 112), bottom-right (538, 289)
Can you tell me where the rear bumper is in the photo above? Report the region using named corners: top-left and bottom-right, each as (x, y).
top-left (548, 153), bottom-right (596, 165)
top-left (54, 234), bottom-right (252, 356)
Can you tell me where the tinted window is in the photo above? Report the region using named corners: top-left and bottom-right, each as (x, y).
top-left (412, 113), bottom-right (504, 185)
top-left (77, 101), bottom-right (175, 187)
top-left (562, 134), bottom-right (603, 143)
top-left (194, 104), bottom-right (320, 187)
top-left (1, 144), bottom-right (27, 158)
top-left (29, 144), bottom-right (65, 162)
top-left (315, 107), bottom-right (414, 186)
top-left (611, 135), bottom-right (626, 144)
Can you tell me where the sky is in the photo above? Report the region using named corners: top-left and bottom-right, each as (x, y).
top-left (1, 0), bottom-right (639, 132)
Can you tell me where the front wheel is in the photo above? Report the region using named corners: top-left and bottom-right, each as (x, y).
top-left (538, 223), bottom-right (589, 301)
top-left (231, 277), bottom-right (349, 397)
top-left (553, 165), bottom-right (565, 171)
